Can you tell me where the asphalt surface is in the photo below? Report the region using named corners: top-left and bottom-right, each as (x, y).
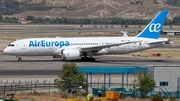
top-left (0, 55), bottom-right (179, 77)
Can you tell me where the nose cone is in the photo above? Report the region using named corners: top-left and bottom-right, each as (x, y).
top-left (3, 48), bottom-right (8, 54)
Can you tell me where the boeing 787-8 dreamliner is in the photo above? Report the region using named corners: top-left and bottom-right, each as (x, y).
top-left (3, 10), bottom-right (170, 62)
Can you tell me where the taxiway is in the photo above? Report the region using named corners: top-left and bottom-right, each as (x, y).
top-left (0, 55), bottom-right (179, 77)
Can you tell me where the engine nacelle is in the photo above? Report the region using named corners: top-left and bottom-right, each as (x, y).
top-left (61, 49), bottom-right (81, 60)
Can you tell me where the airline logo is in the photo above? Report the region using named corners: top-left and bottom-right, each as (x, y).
top-left (149, 23), bottom-right (161, 32)
top-left (29, 40), bottom-right (70, 48)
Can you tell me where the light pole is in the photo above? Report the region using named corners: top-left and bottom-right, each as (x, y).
top-left (98, 78), bottom-right (100, 87)
top-left (109, 77), bottom-right (112, 89)
top-left (172, 80), bottom-right (174, 95)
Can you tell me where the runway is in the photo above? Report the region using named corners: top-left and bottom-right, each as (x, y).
top-left (0, 55), bottom-right (179, 77)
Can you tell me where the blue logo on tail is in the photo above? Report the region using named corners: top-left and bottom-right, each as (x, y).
top-left (137, 10), bottom-right (168, 39)
top-left (149, 23), bottom-right (161, 32)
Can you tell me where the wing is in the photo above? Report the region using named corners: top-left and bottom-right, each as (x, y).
top-left (81, 41), bottom-right (141, 52)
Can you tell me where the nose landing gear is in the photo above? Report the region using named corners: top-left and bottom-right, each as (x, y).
top-left (16, 56), bottom-right (22, 61)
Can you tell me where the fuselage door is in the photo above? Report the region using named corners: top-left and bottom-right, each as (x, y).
top-left (99, 41), bottom-right (104, 45)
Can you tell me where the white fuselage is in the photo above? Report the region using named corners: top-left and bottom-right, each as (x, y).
top-left (4, 36), bottom-right (163, 56)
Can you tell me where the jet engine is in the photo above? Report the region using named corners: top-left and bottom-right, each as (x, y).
top-left (61, 49), bottom-right (81, 60)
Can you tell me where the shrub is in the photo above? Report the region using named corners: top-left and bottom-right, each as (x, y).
top-left (140, 93), bottom-right (148, 99)
top-left (32, 90), bottom-right (39, 95)
top-left (169, 95), bottom-right (176, 101)
top-left (151, 94), bottom-right (163, 101)
top-left (93, 99), bottom-right (100, 101)
top-left (121, 94), bottom-right (127, 99)
top-left (61, 93), bottom-right (67, 98)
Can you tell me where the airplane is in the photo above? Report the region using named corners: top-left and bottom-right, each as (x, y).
top-left (3, 10), bottom-right (171, 62)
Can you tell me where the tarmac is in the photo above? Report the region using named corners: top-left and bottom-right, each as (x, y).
top-left (0, 55), bottom-right (179, 76)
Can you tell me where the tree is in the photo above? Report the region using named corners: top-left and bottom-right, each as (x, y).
top-left (133, 70), bottom-right (156, 98)
top-left (26, 15), bottom-right (35, 21)
top-left (80, 24), bottom-right (83, 27)
top-left (124, 23), bottom-right (129, 28)
top-left (121, 25), bottom-right (124, 28)
top-left (105, 25), bottom-right (108, 28)
top-left (4, 0), bottom-right (19, 8)
top-left (110, 25), bottom-right (114, 28)
top-left (54, 62), bottom-right (88, 94)
top-left (166, 0), bottom-right (180, 6)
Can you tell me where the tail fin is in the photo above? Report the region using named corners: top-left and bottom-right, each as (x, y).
top-left (136, 10), bottom-right (168, 39)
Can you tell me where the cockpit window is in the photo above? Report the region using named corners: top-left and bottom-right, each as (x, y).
top-left (8, 44), bottom-right (15, 47)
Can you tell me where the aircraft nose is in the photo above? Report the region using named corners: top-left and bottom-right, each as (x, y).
top-left (3, 48), bottom-right (8, 54)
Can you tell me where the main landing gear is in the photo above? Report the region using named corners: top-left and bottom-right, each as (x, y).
top-left (81, 57), bottom-right (96, 62)
top-left (81, 52), bottom-right (96, 62)
top-left (16, 56), bottom-right (22, 61)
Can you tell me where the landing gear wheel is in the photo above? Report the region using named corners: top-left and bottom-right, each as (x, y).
top-left (81, 57), bottom-right (86, 61)
top-left (16, 56), bottom-right (22, 62)
top-left (81, 57), bottom-right (96, 62)
top-left (18, 58), bottom-right (22, 61)
top-left (89, 58), bottom-right (96, 62)
top-left (85, 57), bottom-right (90, 61)
top-left (91, 58), bottom-right (96, 62)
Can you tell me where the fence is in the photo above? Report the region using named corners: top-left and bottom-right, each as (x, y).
top-left (0, 79), bottom-right (133, 94)
top-left (0, 79), bottom-right (57, 94)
